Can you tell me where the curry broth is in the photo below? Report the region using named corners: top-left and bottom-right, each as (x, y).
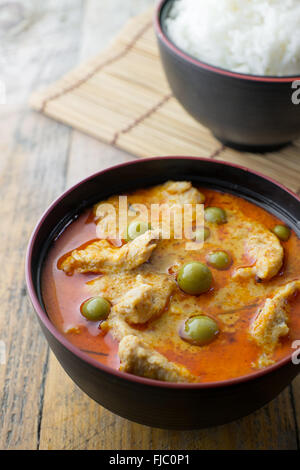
top-left (42, 188), bottom-right (300, 382)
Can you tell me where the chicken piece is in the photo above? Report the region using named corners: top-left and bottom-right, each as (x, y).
top-left (165, 181), bottom-right (192, 194)
top-left (218, 313), bottom-right (240, 333)
top-left (113, 276), bottom-right (175, 325)
top-left (119, 335), bottom-right (197, 383)
top-left (233, 227), bottom-right (283, 281)
top-left (89, 271), bottom-right (171, 300)
top-left (163, 180), bottom-right (205, 205)
top-left (251, 280), bottom-right (300, 347)
top-left (89, 271), bottom-right (175, 325)
top-left (152, 181), bottom-right (205, 238)
top-left (250, 280), bottom-right (300, 367)
top-left (59, 229), bottom-right (159, 274)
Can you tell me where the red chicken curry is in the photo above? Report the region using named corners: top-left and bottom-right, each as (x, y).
top-left (42, 182), bottom-right (300, 383)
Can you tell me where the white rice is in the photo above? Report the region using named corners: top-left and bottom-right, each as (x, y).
top-left (164, 0), bottom-right (300, 76)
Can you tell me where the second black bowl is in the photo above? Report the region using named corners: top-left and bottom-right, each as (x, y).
top-left (155, 0), bottom-right (300, 152)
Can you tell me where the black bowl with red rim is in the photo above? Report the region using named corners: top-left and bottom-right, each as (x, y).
top-left (154, 0), bottom-right (300, 152)
top-left (25, 157), bottom-right (300, 429)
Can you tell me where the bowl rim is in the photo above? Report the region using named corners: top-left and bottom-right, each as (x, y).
top-left (154, 0), bottom-right (300, 83)
top-left (25, 156), bottom-right (300, 390)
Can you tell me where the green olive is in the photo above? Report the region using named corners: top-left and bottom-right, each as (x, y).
top-left (184, 315), bottom-right (219, 345)
top-left (192, 227), bottom-right (210, 242)
top-left (81, 296), bottom-right (111, 322)
top-left (207, 250), bottom-right (231, 270)
top-left (204, 207), bottom-right (227, 225)
top-left (177, 262), bottom-right (213, 295)
top-left (127, 220), bottom-right (150, 241)
top-left (272, 225), bottom-right (291, 242)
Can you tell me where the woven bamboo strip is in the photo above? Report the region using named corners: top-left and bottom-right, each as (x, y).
top-left (216, 148), bottom-right (300, 192)
top-left (30, 7), bottom-right (300, 190)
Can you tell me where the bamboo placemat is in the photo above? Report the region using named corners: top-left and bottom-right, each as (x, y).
top-left (30, 8), bottom-right (300, 193)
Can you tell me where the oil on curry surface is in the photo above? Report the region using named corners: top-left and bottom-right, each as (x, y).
top-left (42, 181), bottom-right (300, 383)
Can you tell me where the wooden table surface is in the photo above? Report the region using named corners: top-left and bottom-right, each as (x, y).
top-left (0, 0), bottom-right (299, 450)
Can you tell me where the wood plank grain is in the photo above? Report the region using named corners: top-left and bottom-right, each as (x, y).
top-left (1, 0), bottom-right (298, 451)
top-left (37, 0), bottom-right (299, 451)
top-left (0, 0), bottom-right (84, 450)
top-left (37, 0), bottom-right (155, 451)
top-left (39, 355), bottom-right (298, 450)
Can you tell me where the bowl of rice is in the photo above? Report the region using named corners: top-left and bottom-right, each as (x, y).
top-left (154, 0), bottom-right (300, 151)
